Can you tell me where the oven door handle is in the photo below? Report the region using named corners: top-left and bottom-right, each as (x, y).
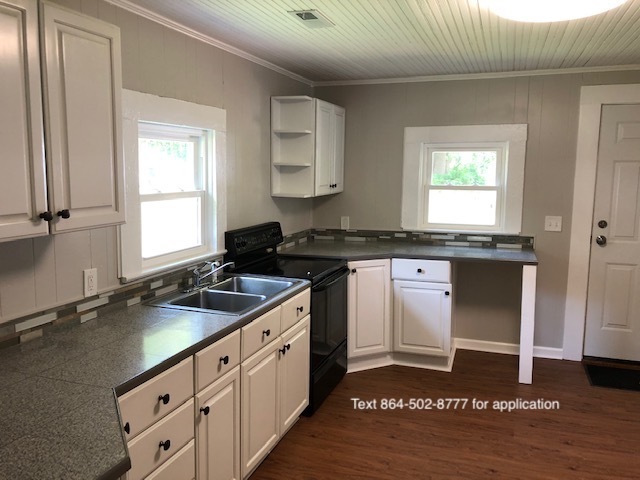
top-left (312, 266), bottom-right (350, 292)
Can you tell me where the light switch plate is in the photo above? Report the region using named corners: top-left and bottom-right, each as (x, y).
top-left (341, 216), bottom-right (350, 230)
top-left (544, 216), bottom-right (562, 232)
top-left (84, 268), bottom-right (97, 297)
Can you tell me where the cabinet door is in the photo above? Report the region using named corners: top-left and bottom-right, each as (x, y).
top-left (393, 280), bottom-right (452, 356)
top-left (40, 2), bottom-right (124, 232)
top-left (331, 106), bottom-right (345, 194)
top-left (314, 99), bottom-right (334, 196)
top-left (348, 260), bottom-right (391, 358)
top-left (280, 316), bottom-right (310, 434)
top-left (196, 367), bottom-right (240, 480)
top-left (0, 0), bottom-right (48, 242)
top-left (241, 342), bottom-right (280, 478)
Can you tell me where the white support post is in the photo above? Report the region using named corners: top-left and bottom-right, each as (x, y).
top-left (519, 265), bottom-right (537, 384)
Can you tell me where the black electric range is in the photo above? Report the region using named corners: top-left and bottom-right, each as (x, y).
top-left (224, 222), bottom-right (349, 415)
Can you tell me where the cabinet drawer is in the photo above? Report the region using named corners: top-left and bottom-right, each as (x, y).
top-left (127, 398), bottom-right (195, 480)
top-left (281, 289), bottom-right (311, 332)
top-left (195, 329), bottom-right (241, 391)
top-left (392, 259), bottom-right (451, 283)
top-left (118, 357), bottom-right (193, 439)
top-left (145, 439), bottom-right (195, 480)
top-left (242, 307), bottom-right (281, 360)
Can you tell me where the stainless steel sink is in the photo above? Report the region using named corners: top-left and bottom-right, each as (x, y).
top-left (171, 289), bottom-right (266, 312)
top-left (146, 275), bottom-right (300, 315)
top-left (208, 276), bottom-right (294, 297)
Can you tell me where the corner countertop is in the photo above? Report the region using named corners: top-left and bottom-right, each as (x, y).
top-left (278, 240), bottom-right (538, 265)
top-left (0, 277), bottom-right (309, 480)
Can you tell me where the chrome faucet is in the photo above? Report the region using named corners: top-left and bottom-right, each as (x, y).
top-left (192, 260), bottom-right (235, 288)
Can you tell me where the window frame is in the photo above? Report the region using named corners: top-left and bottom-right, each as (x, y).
top-left (421, 143), bottom-right (507, 231)
top-left (119, 90), bottom-right (226, 282)
top-left (402, 124), bottom-right (527, 235)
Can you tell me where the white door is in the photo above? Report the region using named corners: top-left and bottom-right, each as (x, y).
top-left (314, 100), bottom-right (334, 196)
top-left (40, 3), bottom-right (125, 232)
top-left (348, 260), bottom-right (391, 358)
top-left (0, 0), bottom-right (48, 242)
top-left (584, 104), bottom-right (640, 360)
top-left (241, 343), bottom-right (279, 478)
top-left (196, 368), bottom-right (240, 480)
top-left (279, 317), bottom-right (310, 434)
top-left (393, 280), bottom-right (452, 357)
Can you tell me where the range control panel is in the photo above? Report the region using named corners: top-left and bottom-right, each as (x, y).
top-left (225, 222), bottom-right (284, 257)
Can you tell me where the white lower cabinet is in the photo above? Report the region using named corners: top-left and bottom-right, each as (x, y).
top-left (196, 367), bottom-right (241, 480)
top-left (392, 259), bottom-right (452, 357)
top-left (119, 288), bottom-right (311, 480)
top-left (347, 259), bottom-right (391, 358)
top-left (145, 440), bottom-right (195, 480)
top-left (241, 315), bottom-right (310, 479)
top-left (393, 280), bottom-right (452, 356)
top-left (127, 398), bottom-right (195, 480)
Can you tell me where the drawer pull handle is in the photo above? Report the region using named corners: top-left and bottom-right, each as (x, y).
top-left (296, 306), bottom-right (304, 314)
top-left (220, 355), bottom-right (230, 365)
top-left (123, 422), bottom-right (130, 434)
top-left (417, 268), bottom-right (423, 273)
top-left (200, 406), bottom-right (210, 416)
top-left (279, 344), bottom-right (291, 355)
top-left (159, 440), bottom-right (171, 451)
top-left (39, 211), bottom-right (53, 222)
top-left (263, 329), bottom-right (271, 337)
top-left (158, 393), bottom-right (170, 405)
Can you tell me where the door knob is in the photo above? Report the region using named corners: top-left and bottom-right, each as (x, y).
top-left (596, 235), bottom-right (607, 246)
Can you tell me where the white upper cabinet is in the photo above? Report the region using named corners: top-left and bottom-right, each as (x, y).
top-left (40, 1), bottom-right (125, 233)
top-left (0, 0), bottom-right (124, 243)
top-left (271, 96), bottom-right (345, 198)
top-left (0, 0), bottom-right (48, 241)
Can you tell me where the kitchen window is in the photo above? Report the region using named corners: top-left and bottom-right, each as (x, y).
top-left (119, 90), bottom-right (227, 282)
top-left (402, 124), bottom-right (527, 234)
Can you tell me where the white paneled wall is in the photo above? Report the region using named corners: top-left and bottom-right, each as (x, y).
top-left (0, 228), bottom-right (119, 322)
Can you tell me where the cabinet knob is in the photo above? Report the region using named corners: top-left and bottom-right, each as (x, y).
top-left (279, 344), bottom-right (291, 356)
top-left (159, 440), bottom-right (171, 451)
top-left (219, 355), bottom-right (229, 365)
top-left (445, 291), bottom-right (450, 296)
top-left (158, 393), bottom-right (170, 405)
top-left (285, 343), bottom-right (291, 351)
top-left (417, 268), bottom-right (423, 273)
top-left (56, 209), bottom-right (71, 219)
top-left (598, 220), bottom-right (608, 228)
top-left (351, 268), bottom-right (357, 274)
top-left (279, 347), bottom-right (287, 355)
top-left (200, 406), bottom-right (210, 416)
top-left (296, 306), bottom-right (304, 314)
top-left (123, 422), bottom-right (130, 434)
top-left (39, 211), bottom-right (53, 222)
top-left (263, 329), bottom-right (271, 337)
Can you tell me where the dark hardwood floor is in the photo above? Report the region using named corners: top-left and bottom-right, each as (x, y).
top-left (252, 350), bottom-right (640, 479)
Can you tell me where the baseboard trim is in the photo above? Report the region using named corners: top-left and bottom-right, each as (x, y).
top-left (454, 338), bottom-right (563, 360)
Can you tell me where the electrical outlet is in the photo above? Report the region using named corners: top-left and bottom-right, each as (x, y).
top-left (84, 268), bottom-right (98, 297)
top-left (341, 216), bottom-right (350, 230)
top-left (544, 216), bottom-right (562, 232)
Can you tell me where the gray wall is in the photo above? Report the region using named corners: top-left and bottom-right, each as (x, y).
top-left (314, 71), bottom-right (640, 349)
top-left (0, 0), bottom-right (312, 323)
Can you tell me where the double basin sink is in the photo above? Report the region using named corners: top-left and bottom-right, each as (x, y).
top-left (148, 275), bottom-right (298, 315)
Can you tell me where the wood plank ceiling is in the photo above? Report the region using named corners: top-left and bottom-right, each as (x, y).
top-left (108, 0), bottom-right (640, 84)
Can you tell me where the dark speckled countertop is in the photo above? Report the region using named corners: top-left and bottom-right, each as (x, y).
top-left (0, 278), bottom-right (309, 480)
top-left (279, 240), bottom-right (538, 265)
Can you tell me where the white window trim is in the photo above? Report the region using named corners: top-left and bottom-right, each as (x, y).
top-left (119, 90), bottom-right (227, 282)
top-left (402, 124), bottom-right (527, 234)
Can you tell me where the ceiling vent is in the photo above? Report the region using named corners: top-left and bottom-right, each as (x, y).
top-left (289, 9), bottom-right (335, 28)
